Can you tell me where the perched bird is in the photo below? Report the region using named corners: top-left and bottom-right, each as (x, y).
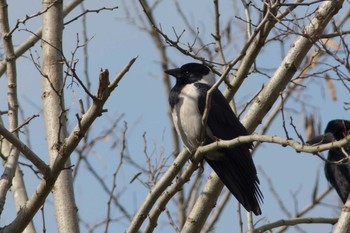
top-left (166, 63), bottom-right (263, 215)
top-left (307, 119), bottom-right (350, 203)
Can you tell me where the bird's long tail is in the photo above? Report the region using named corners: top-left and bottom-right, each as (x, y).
top-left (205, 146), bottom-right (263, 215)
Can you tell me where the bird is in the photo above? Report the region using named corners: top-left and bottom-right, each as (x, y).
top-left (307, 119), bottom-right (350, 204)
top-left (165, 62), bottom-right (263, 215)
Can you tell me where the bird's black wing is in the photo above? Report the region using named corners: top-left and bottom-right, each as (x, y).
top-left (325, 149), bottom-right (350, 203)
top-left (195, 83), bottom-right (263, 215)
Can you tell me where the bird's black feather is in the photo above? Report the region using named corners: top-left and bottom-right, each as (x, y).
top-left (196, 83), bottom-right (262, 215)
top-left (308, 119), bottom-right (350, 204)
top-left (325, 149), bottom-right (350, 203)
top-left (166, 63), bottom-right (263, 215)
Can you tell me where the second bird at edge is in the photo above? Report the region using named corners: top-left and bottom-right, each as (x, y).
top-left (308, 119), bottom-right (350, 204)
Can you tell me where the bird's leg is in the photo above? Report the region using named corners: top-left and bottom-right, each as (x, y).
top-left (187, 146), bottom-right (205, 173)
top-left (197, 160), bottom-right (204, 174)
top-left (186, 147), bottom-right (197, 163)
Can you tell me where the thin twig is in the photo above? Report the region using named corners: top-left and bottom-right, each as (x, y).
top-left (104, 122), bottom-right (127, 233)
top-left (254, 217), bottom-right (338, 233)
top-left (0, 57), bottom-right (136, 233)
top-left (64, 6), bottom-right (118, 25)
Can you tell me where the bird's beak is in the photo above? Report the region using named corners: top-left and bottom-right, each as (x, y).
top-left (165, 68), bottom-right (182, 79)
top-left (307, 132), bottom-right (335, 146)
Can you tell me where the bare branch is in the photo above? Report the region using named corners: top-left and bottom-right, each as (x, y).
top-left (0, 57), bottom-right (136, 233)
top-left (242, 0), bottom-right (345, 132)
top-left (64, 6), bottom-right (118, 25)
top-left (254, 217), bottom-right (338, 233)
top-left (125, 149), bottom-right (191, 233)
top-left (104, 122), bottom-right (127, 233)
top-left (277, 186), bottom-right (333, 232)
top-left (333, 198), bottom-right (350, 232)
top-left (6, 0), bottom-right (58, 37)
top-left (0, 124), bottom-right (49, 176)
top-left (0, 0), bottom-right (24, 218)
top-left (0, 0), bottom-right (85, 78)
top-left (198, 133), bottom-right (350, 156)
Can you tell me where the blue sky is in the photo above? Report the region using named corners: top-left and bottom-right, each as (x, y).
top-left (1, 0), bottom-right (349, 232)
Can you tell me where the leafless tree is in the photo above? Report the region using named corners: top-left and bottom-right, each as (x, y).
top-left (0, 0), bottom-right (349, 233)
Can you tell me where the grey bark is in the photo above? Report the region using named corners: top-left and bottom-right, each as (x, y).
top-left (180, 1), bottom-right (345, 232)
top-left (41, 0), bottom-right (80, 232)
top-left (0, 0), bottom-right (84, 78)
top-left (333, 198), bottom-right (350, 233)
top-left (0, 1), bottom-right (36, 232)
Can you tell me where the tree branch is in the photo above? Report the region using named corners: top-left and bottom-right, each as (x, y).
top-left (0, 123), bottom-right (49, 176)
top-left (183, 1), bottom-right (345, 232)
top-left (254, 217), bottom-right (338, 233)
top-left (0, 58), bottom-right (136, 233)
top-left (0, 0), bottom-right (84, 78)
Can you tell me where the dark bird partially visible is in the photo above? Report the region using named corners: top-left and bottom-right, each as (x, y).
top-left (166, 63), bottom-right (263, 215)
top-left (307, 119), bottom-right (350, 203)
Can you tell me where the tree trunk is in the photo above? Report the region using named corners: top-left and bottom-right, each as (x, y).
top-left (41, 0), bottom-right (80, 232)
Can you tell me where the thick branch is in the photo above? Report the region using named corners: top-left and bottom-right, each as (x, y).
top-left (0, 58), bottom-right (137, 233)
top-left (198, 133), bottom-right (350, 156)
top-left (41, 1), bottom-right (80, 232)
top-left (126, 149), bottom-right (191, 233)
top-left (243, 0), bottom-right (344, 132)
top-left (224, 0), bottom-right (279, 99)
top-left (253, 217), bottom-right (338, 233)
top-left (0, 0), bottom-right (21, 218)
top-left (333, 198), bottom-right (350, 233)
top-left (0, 0), bottom-right (84, 78)
top-left (0, 123), bottom-right (49, 176)
top-left (182, 1), bottom-right (345, 232)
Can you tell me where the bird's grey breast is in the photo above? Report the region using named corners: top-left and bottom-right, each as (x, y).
top-left (171, 84), bottom-right (202, 152)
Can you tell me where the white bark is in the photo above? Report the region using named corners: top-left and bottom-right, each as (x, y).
top-left (0, 61), bottom-right (137, 233)
top-left (41, 0), bottom-right (79, 232)
top-left (243, 0), bottom-right (344, 132)
top-left (0, 1), bottom-right (36, 232)
top-left (181, 1), bottom-right (345, 232)
top-left (0, 0), bottom-right (84, 77)
top-left (333, 198), bottom-right (350, 233)
top-left (0, 0), bottom-right (20, 213)
top-left (12, 167), bottom-right (36, 233)
top-left (0, 127), bottom-right (36, 233)
top-left (179, 174), bottom-right (224, 233)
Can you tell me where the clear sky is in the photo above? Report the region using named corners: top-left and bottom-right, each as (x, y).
top-left (1, 1), bottom-right (349, 232)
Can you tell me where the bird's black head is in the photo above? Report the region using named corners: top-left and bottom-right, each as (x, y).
top-left (324, 119), bottom-right (350, 141)
top-left (307, 119), bottom-right (350, 145)
top-left (165, 63), bottom-right (215, 86)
